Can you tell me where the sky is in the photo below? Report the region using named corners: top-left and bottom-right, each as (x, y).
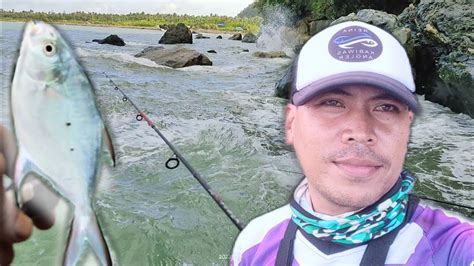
top-left (1, 0), bottom-right (256, 17)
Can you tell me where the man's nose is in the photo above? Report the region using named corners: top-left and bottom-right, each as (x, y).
top-left (341, 109), bottom-right (377, 145)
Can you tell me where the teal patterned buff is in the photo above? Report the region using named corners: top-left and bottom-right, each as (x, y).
top-left (291, 171), bottom-right (415, 244)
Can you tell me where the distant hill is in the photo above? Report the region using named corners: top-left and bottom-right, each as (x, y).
top-left (238, 2), bottom-right (260, 18)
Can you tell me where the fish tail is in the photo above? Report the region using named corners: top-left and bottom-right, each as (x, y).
top-left (64, 210), bottom-right (112, 266)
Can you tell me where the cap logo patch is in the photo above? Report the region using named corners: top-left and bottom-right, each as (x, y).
top-left (328, 26), bottom-right (383, 62)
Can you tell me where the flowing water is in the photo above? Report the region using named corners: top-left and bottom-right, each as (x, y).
top-left (1, 21), bottom-right (472, 265)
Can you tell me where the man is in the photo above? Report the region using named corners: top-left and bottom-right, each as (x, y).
top-left (0, 125), bottom-right (58, 265)
top-left (231, 21), bottom-right (473, 265)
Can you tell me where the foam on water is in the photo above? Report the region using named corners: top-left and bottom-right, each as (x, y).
top-left (256, 5), bottom-right (299, 56)
top-left (103, 51), bottom-right (170, 69)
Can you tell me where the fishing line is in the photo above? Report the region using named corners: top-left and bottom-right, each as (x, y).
top-left (278, 169), bottom-right (474, 211)
top-left (103, 72), bottom-right (244, 231)
top-left (416, 195), bottom-right (474, 211)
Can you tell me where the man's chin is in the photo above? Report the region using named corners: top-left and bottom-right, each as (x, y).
top-left (326, 190), bottom-right (383, 212)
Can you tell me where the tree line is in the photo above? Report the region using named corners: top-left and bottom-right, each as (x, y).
top-left (253, 0), bottom-right (418, 20)
top-left (0, 9), bottom-right (261, 33)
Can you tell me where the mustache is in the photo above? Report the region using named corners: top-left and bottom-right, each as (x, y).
top-left (325, 143), bottom-right (390, 165)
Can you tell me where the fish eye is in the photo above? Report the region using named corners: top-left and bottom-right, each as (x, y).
top-left (44, 43), bottom-right (56, 56)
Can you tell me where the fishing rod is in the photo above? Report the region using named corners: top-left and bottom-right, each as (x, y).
top-left (103, 72), bottom-right (244, 231)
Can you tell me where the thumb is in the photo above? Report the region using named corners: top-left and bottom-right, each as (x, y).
top-left (20, 178), bottom-right (59, 230)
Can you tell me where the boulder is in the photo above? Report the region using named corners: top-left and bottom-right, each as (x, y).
top-left (158, 23), bottom-right (193, 44)
top-left (217, 35), bottom-right (223, 39)
top-left (309, 20), bottom-right (331, 36)
top-left (229, 33), bottom-right (242, 40)
top-left (332, 9), bottom-right (399, 31)
top-left (295, 20), bottom-right (309, 35)
top-left (195, 33), bottom-right (210, 39)
top-left (92, 35), bottom-right (125, 46)
top-left (134, 46), bottom-right (164, 57)
top-left (398, 0), bottom-right (474, 117)
top-left (310, 0), bottom-right (415, 20)
top-left (135, 46), bottom-right (212, 68)
top-left (280, 26), bottom-right (311, 47)
top-left (275, 59), bottom-right (297, 98)
top-left (242, 33), bottom-right (257, 43)
top-left (253, 51), bottom-right (289, 58)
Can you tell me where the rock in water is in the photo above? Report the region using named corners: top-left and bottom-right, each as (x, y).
top-left (242, 33), bottom-right (257, 43)
top-left (135, 46), bottom-right (212, 68)
top-left (253, 51), bottom-right (289, 58)
top-left (275, 59), bottom-right (297, 98)
top-left (92, 34), bottom-right (125, 46)
top-left (135, 46), bottom-right (165, 57)
top-left (159, 23), bottom-right (193, 44)
top-left (195, 33), bottom-right (210, 39)
top-left (229, 33), bottom-right (242, 40)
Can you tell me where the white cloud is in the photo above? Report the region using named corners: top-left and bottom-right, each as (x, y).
top-left (161, 3), bottom-right (178, 14)
top-left (1, 0), bottom-right (256, 16)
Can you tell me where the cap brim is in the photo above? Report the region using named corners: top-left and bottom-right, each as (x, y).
top-left (292, 71), bottom-right (419, 114)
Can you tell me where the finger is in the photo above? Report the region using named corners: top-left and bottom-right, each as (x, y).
top-left (0, 125), bottom-right (18, 178)
top-left (0, 153), bottom-right (6, 177)
top-left (13, 211), bottom-right (33, 242)
top-left (21, 179), bottom-right (58, 230)
top-left (0, 188), bottom-right (33, 243)
top-left (0, 242), bottom-right (14, 266)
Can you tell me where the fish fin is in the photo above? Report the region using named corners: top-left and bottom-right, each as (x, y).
top-left (102, 127), bottom-right (116, 167)
top-left (86, 213), bottom-right (113, 266)
top-left (14, 150), bottom-right (40, 206)
top-left (63, 215), bottom-right (86, 266)
top-left (64, 210), bottom-right (112, 266)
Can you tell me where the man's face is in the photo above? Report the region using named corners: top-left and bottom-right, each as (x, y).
top-left (285, 85), bottom-right (414, 215)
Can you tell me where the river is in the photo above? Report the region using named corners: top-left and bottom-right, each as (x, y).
top-left (1, 21), bottom-right (472, 265)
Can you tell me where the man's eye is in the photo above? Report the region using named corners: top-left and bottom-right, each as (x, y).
top-left (322, 100), bottom-right (344, 108)
top-left (374, 104), bottom-right (399, 112)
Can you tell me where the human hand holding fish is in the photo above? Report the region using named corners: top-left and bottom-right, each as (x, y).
top-left (0, 125), bottom-right (58, 265)
top-left (10, 20), bottom-right (115, 265)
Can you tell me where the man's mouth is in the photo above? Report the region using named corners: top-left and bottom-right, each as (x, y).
top-left (333, 158), bottom-right (383, 177)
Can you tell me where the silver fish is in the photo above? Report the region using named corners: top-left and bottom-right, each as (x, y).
top-left (11, 21), bottom-right (115, 266)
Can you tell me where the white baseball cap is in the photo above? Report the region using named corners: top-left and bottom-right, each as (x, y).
top-left (292, 21), bottom-right (419, 113)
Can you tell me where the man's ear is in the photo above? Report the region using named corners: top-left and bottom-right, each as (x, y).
top-left (285, 104), bottom-right (296, 145)
top-left (408, 111), bottom-right (414, 124)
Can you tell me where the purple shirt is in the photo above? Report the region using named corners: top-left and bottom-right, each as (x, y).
top-left (231, 204), bottom-right (474, 265)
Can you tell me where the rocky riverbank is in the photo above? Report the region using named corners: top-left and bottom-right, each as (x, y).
top-left (273, 0), bottom-right (473, 117)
